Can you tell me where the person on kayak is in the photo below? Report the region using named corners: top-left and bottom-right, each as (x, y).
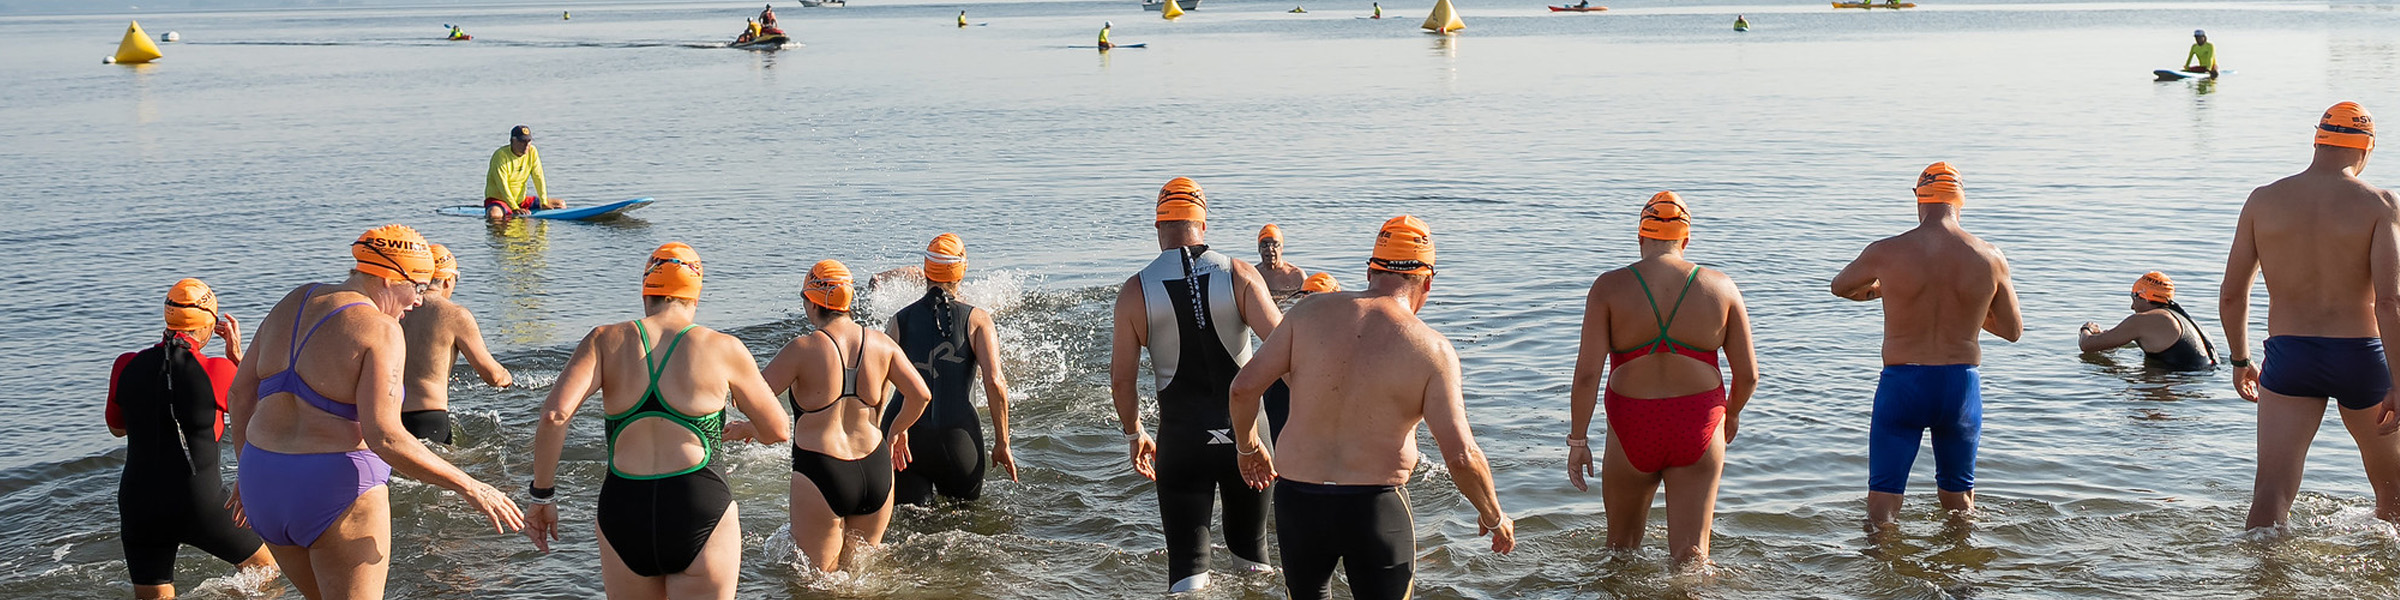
top-left (446, 25), bottom-right (468, 40)
top-left (2184, 30), bottom-right (2218, 79)
top-left (1098, 22), bottom-right (1114, 51)
top-left (484, 125), bottom-right (559, 219)
top-left (1575, 0), bottom-right (1591, 8)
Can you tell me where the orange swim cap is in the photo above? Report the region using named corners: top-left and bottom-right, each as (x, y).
top-left (1258, 224), bottom-right (1284, 243)
top-left (1639, 191), bottom-right (1691, 241)
top-left (1915, 162), bottom-right (1963, 205)
top-left (429, 243), bottom-right (459, 282)
top-left (2133, 271), bottom-right (2175, 304)
top-left (923, 233), bottom-right (967, 283)
top-left (804, 260), bottom-right (855, 312)
top-left (164, 278), bottom-right (217, 332)
top-left (1368, 215), bottom-right (1436, 276)
top-left (1302, 272), bottom-right (1340, 294)
top-left (2318, 101), bottom-right (2376, 151)
top-left (1155, 177), bottom-right (1208, 223)
top-left (643, 242), bottom-right (704, 300)
top-left (352, 225), bottom-right (436, 284)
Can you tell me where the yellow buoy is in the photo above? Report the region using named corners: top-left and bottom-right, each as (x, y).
top-left (115, 20), bottom-right (164, 64)
top-left (1161, 0), bottom-right (1184, 20)
top-left (1421, 0), bottom-right (1462, 34)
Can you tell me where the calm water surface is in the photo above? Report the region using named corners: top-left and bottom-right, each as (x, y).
top-left (5, 0), bottom-right (2400, 598)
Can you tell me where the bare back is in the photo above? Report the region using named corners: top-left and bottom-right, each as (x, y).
top-left (1269, 293), bottom-right (1452, 486)
top-left (1589, 259), bottom-right (1740, 398)
top-left (1842, 223), bottom-right (2019, 365)
top-left (768, 321), bottom-right (919, 460)
top-left (399, 298), bottom-right (468, 412)
top-left (2242, 173), bottom-right (2400, 337)
top-left (588, 319), bottom-right (735, 477)
top-left (243, 285), bottom-right (394, 454)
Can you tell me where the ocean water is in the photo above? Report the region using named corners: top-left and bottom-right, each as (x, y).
top-left (5, 0), bottom-right (2400, 597)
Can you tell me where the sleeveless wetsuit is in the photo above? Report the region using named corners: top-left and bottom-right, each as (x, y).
top-left (885, 289), bottom-right (988, 504)
top-left (237, 284), bottom-right (395, 548)
top-left (2144, 309), bottom-right (2215, 372)
top-left (1137, 246), bottom-right (1271, 590)
top-left (108, 335), bottom-right (263, 585)
top-left (1603, 267), bottom-right (1728, 474)
top-left (791, 329), bottom-right (896, 517)
top-left (596, 322), bottom-right (732, 578)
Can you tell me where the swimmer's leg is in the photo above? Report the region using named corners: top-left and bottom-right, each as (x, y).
top-left (597, 524), bottom-right (667, 599)
top-left (1929, 369), bottom-right (1981, 516)
top-left (2247, 391), bottom-right (2327, 530)
top-left (2336, 399), bottom-right (2400, 523)
top-left (1219, 461), bottom-right (1271, 567)
top-left (788, 473), bottom-right (846, 573)
top-left (1271, 482), bottom-right (1339, 600)
top-left (1660, 429), bottom-right (1727, 565)
top-left (1599, 431), bottom-right (1662, 550)
top-left (295, 485), bottom-right (390, 600)
top-left (663, 501), bottom-right (741, 600)
top-left (1340, 489), bottom-right (1415, 600)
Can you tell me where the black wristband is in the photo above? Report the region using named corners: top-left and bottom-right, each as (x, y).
top-left (2230, 358), bottom-right (2252, 368)
top-left (529, 483), bottom-right (555, 500)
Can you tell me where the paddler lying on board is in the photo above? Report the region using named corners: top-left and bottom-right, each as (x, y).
top-left (484, 125), bottom-right (560, 219)
top-left (2183, 30), bottom-right (2219, 79)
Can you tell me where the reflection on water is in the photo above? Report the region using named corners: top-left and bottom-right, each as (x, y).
top-left (488, 217), bottom-right (554, 346)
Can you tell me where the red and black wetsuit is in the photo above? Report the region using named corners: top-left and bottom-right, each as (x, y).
top-left (106, 334), bottom-right (262, 586)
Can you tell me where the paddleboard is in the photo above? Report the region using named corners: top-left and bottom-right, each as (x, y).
top-left (1070, 43), bottom-right (1147, 48)
top-left (435, 197), bottom-right (656, 220)
top-left (2153, 69), bottom-right (2228, 81)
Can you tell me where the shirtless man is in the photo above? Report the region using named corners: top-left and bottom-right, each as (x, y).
top-left (1109, 177), bottom-right (1284, 593)
top-left (1256, 224), bottom-right (1307, 298)
top-left (1228, 216), bottom-right (1514, 600)
top-left (399, 244), bottom-right (512, 444)
top-left (1831, 162), bottom-right (2023, 528)
top-left (2221, 102), bottom-right (2400, 529)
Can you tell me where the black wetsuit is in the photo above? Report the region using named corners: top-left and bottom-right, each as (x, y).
top-left (885, 288), bottom-right (988, 504)
top-left (2145, 308), bottom-right (2217, 372)
top-left (1274, 480), bottom-right (1416, 600)
top-left (1137, 246), bottom-right (1271, 589)
top-left (107, 337), bottom-right (262, 586)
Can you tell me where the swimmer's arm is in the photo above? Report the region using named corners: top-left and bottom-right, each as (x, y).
top-left (2220, 194), bottom-right (2263, 363)
top-left (1228, 309), bottom-right (1295, 454)
top-left (454, 311), bottom-right (511, 388)
top-left (720, 332), bottom-right (791, 445)
top-left (356, 319), bottom-right (476, 491)
top-left (533, 329), bottom-right (604, 490)
top-left (226, 345), bottom-right (260, 450)
top-left (1230, 260), bottom-right (1285, 339)
top-left (1982, 254), bottom-right (2024, 342)
top-left (2370, 193), bottom-right (2400, 394)
top-left (1830, 243), bottom-right (1882, 301)
top-left (1424, 339), bottom-right (1506, 527)
top-left (1723, 282), bottom-right (1760, 416)
top-left (526, 146), bottom-right (546, 202)
top-left (1567, 276), bottom-right (1613, 440)
top-left (1109, 277), bottom-right (1147, 436)
top-left (881, 332), bottom-right (934, 434)
top-left (970, 308), bottom-right (1013, 446)
top-left (2078, 314), bottom-right (2148, 352)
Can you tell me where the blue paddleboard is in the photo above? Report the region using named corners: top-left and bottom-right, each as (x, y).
top-left (434, 197), bottom-right (656, 220)
top-left (1070, 43), bottom-right (1146, 48)
top-left (2154, 69), bottom-right (2228, 81)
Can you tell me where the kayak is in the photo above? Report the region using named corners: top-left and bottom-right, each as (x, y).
top-left (434, 197), bottom-right (657, 220)
top-left (1547, 5), bottom-right (1608, 11)
top-left (2154, 68), bottom-right (2229, 81)
top-left (731, 34), bottom-right (790, 49)
top-left (1071, 43), bottom-right (1147, 48)
top-left (1832, 1), bottom-right (1913, 7)
top-left (447, 35), bottom-right (473, 41)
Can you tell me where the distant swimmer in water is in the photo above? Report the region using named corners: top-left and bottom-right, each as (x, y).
top-left (958, 10), bottom-right (969, 27)
top-left (1567, 192), bottom-right (1758, 566)
top-left (885, 234), bottom-right (1019, 505)
top-left (2184, 29), bottom-right (2218, 79)
top-left (1229, 216), bottom-right (1515, 600)
top-left (763, 260), bottom-right (933, 572)
top-left (1256, 224), bottom-right (1307, 299)
top-left (485, 125), bottom-right (559, 218)
top-left (110, 278), bottom-right (279, 599)
top-left (1831, 163), bottom-right (2023, 529)
top-left (2221, 102), bottom-right (2400, 529)
top-left (230, 225), bottom-right (524, 600)
top-left (2077, 271), bottom-right (2218, 372)
top-left (1110, 177), bottom-right (1285, 592)
top-left (1299, 272), bottom-right (1339, 295)
top-left (525, 242), bottom-right (792, 596)
top-left (1098, 21), bottom-right (1114, 50)
top-left (399, 244), bottom-right (513, 445)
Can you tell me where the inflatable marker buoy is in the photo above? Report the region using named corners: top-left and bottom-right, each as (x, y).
top-left (115, 20), bottom-right (163, 64)
top-left (103, 56), bottom-right (117, 64)
top-left (1421, 0), bottom-right (1462, 33)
